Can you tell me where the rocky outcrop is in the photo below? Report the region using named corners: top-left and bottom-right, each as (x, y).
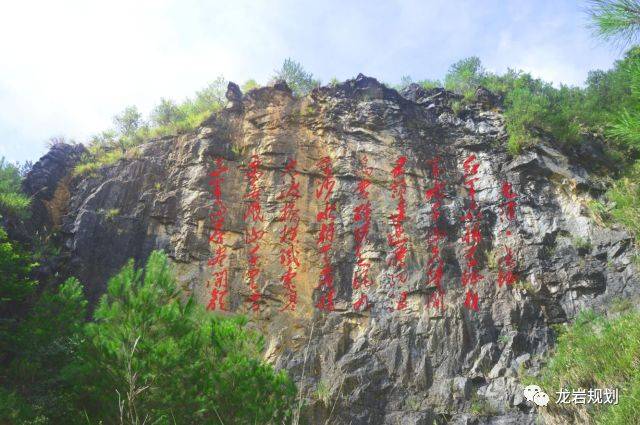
top-left (23, 76), bottom-right (639, 424)
top-left (22, 142), bottom-right (85, 231)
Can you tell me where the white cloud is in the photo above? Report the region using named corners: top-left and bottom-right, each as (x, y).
top-left (0, 0), bottom-right (621, 163)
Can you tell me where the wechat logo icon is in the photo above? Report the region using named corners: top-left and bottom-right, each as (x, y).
top-left (524, 384), bottom-right (550, 407)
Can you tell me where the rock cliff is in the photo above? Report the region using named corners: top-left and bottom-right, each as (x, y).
top-left (21, 75), bottom-right (640, 424)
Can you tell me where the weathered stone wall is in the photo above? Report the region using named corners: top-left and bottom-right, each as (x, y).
top-left (23, 76), bottom-right (639, 424)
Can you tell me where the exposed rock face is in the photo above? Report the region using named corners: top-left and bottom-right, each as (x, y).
top-left (24, 76), bottom-right (640, 424)
top-left (22, 142), bottom-right (85, 232)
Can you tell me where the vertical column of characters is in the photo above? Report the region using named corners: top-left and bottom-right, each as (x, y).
top-left (314, 157), bottom-right (337, 311)
top-left (425, 155), bottom-right (446, 311)
top-left (461, 154), bottom-right (482, 311)
top-left (206, 158), bottom-right (229, 311)
top-left (387, 156), bottom-right (409, 311)
top-left (243, 155), bottom-right (265, 312)
top-left (277, 158), bottom-right (301, 311)
top-left (352, 156), bottom-right (373, 312)
top-left (497, 181), bottom-right (518, 287)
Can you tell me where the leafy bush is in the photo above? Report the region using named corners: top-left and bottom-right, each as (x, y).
top-left (273, 58), bottom-right (320, 96)
top-left (150, 98), bottom-right (185, 127)
top-left (421, 49), bottom-right (640, 157)
top-left (444, 56), bottom-right (486, 99)
top-left (605, 159), bottom-right (640, 238)
top-left (113, 106), bottom-right (143, 138)
top-left (191, 76), bottom-right (227, 113)
top-left (73, 77), bottom-right (230, 177)
top-left (417, 79), bottom-right (442, 90)
top-left (242, 79), bottom-right (260, 92)
top-left (0, 158), bottom-right (30, 218)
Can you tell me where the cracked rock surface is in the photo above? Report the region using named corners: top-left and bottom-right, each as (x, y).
top-left (22, 76), bottom-right (640, 424)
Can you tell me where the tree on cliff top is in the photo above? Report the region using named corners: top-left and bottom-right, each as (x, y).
top-left (113, 106), bottom-right (143, 138)
top-left (444, 56), bottom-right (486, 98)
top-left (273, 58), bottom-right (320, 96)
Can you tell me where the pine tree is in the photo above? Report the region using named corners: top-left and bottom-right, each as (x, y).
top-left (79, 251), bottom-right (295, 424)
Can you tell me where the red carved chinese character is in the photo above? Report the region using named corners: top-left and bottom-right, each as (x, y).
top-left (207, 158), bottom-right (230, 311)
top-left (460, 154), bottom-right (483, 311)
top-left (314, 157), bottom-right (337, 311)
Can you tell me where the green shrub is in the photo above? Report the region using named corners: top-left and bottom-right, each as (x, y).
top-left (572, 235), bottom-right (593, 252)
top-left (72, 149), bottom-right (124, 176)
top-left (150, 98), bottom-right (185, 127)
top-left (444, 56), bottom-right (485, 99)
top-left (7, 278), bottom-right (87, 423)
top-left (1, 249), bottom-right (295, 424)
top-left (469, 392), bottom-right (497, 417)
top-left (192, 76), bottom-right (227, 114)
top-left (74, 77), bottom-right (230, 176)
top-left (113, 106), bottom-right (143, 138)
top-left (0, 227), bottom-right (37, 357)
top-left (417, 78), bottom-right (442, 90)
top-left (606, 160), bottom-right (640, 239)
top-left (242, 78), bottom-right (260, 92)
top-left (0, 158), bottom-right (30, 218)
top-left (273, 58), bottom-right (320, 96)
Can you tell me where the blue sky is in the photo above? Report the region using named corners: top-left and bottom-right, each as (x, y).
top-left (0, 0), bottom-right (623, 163)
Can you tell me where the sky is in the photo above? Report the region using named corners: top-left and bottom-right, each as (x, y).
top-left (0, 0), bottom-right (623, 163)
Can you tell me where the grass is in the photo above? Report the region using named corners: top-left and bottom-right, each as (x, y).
top-left (606, 160), bottom-right (640, 241)
top-left (231, 144), bottom-right (247, 158)
top-left (585, 161), bottom-right (640, 249)
top-left (588, 199), bottom-right (610, 226)
top-left (73, 147), bottom-right (141, 177)
top-left (572, 235), bottom-right (593, 252)
top-left (0, 192), bottom-right (30, 217)
top-left (314, 380), bottom-right (331, 406)
top-left (537, 308), bottom-right (640, 424)
top-left (31, 229), bottom-right (62, 258)
top-left (611, 297), bottom-right (634, 314)
top-left (469, 392), bottom-right (497, 417)
top-left (73, 149), bottom-right (124, 177)
top-left (73, 87), bottom-right (221, 178)
top-left (404, 395), bottom-right (422, 411)
top-left (140, 110), bottom-right (212, 140)
top-left (451, 99), bottom-right (465, 115)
